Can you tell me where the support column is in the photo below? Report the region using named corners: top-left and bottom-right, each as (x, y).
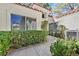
top-left (64, 30), bottom-right (67, 40)
top-left (25, 17), bottom-right (27, 31)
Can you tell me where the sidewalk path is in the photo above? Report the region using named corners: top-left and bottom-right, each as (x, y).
top-left (7, 36), bottom-right (56, 56)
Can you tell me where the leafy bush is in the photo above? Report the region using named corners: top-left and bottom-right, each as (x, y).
top-left (11, 30), bottom-right (48, 48)
top-left (0, 32), bottom-right (11, 55)
top-left (0, 30), bottom-right (48, 55)
top-left (50, 39), bottom-right (79, 56)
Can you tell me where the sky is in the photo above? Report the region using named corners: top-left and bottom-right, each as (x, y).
top-left (49, 3), bottom-right (60, 16)
top-left (49, 3), bottom-right (71, 16)
top-left (49, 3), bottom-right (58, 9)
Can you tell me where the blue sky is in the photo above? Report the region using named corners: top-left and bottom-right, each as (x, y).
top-left (49, 3), bottom-right (71, 16)
top-left (49, 3), bottom-right (58, 9)
top-left (49, 3), bottom-right (59, 16)
top-left (50, 3), bottom-right (72, 12)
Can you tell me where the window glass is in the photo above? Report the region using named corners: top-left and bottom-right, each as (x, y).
top-left (42, 14), bottom-right (45, 18)
top-left (11, 14), bottom-right (25, 31)
top-left (42, 13), bottom-right (47, 18)
top-left (11, 14), bottom-right (36, 31)
top-left (26, 18), bottom-right (36, 30)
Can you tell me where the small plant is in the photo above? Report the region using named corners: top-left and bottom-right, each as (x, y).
top-left (41, 20), bottom-right (48, 31)
top-left (50, 39), bottom-right (79, 56)
top-left (57, 25), bottom-right (67, 39)
top-left (49, 25), bottom-right (67, 39)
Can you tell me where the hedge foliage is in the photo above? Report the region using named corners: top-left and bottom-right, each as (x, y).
top-left (11, 30), bottom-right (48, 48)
top-left (0, 30), bottom-right (48, 55)
top-left (0, 32), bottom-right (11, 55)
top-left (50, 39), bottom-right (79, 56)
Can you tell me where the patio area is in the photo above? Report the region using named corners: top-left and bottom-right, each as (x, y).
top-left (7, 36), bottom-right (56, 56)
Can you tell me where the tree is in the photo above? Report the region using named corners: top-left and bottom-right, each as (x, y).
top-left (67, 3), bottom-right (79, 10)
top-left (52, 3), bottom-right (67, 13)
top-left (52, 3), bottom-right (79, 15)
top-left (57, 25), bottom-right (67, 39)
top-left (42, 3), bottom-right (52, 10)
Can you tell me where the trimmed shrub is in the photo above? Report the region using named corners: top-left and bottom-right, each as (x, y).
top-left (0, 30), bottom-right (48, 55)
top-left (50, 39), bottom-right (79, 56)
top-left (11, 30), bottom-right (48, 48)
top-left (0, 32), bottom-right (11, 55)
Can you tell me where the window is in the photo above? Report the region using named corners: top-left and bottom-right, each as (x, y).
top-left (42, 13), bottom-right (47, 18)
top-left (11, 14), bottom-right (36, 31)
top-left (42, 14), bottom-right (45, 18)
top-left (11, 14), bottom-right (25, 30)
top-left (26, 17), bottom-right (36, 30)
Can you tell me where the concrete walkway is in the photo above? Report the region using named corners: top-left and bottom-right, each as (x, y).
top-left (7, 36), bottom-right (56, 56)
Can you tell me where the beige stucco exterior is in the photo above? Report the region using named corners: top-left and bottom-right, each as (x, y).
top-left (32, 4), bottom-right (52, 31)
top-left (0, 3), bottom-right (48, 31)
top-left (56, 12), bottom-right (79, 30)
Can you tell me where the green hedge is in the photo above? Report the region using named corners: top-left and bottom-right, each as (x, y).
top-left (0, 30), bottom-right (48, 55)
top-left (50, 39), bottom-right (79, 56)
top-left (11, 30), bottom-right (48, 48)
top-left (0, 32), bottom-right (11, 55)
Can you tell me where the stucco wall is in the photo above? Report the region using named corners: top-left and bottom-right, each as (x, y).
top-left (0, 3), bottom-right (43, 31)
top-left (48, 17), bottom-right (54, 23)
top-left (32, 4), bottom-right (51, 31)
top-left (57, 12), bottom-right (79, 30)
top-left (32, 4), bottom-right (51, 19)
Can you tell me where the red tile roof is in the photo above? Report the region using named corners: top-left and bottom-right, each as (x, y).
top-left (15, 3), bottom-right (51, 13)
top-left (15, 3), bottom-right (43, 13)
top-left (55, 8), bottom-right (79, 18)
